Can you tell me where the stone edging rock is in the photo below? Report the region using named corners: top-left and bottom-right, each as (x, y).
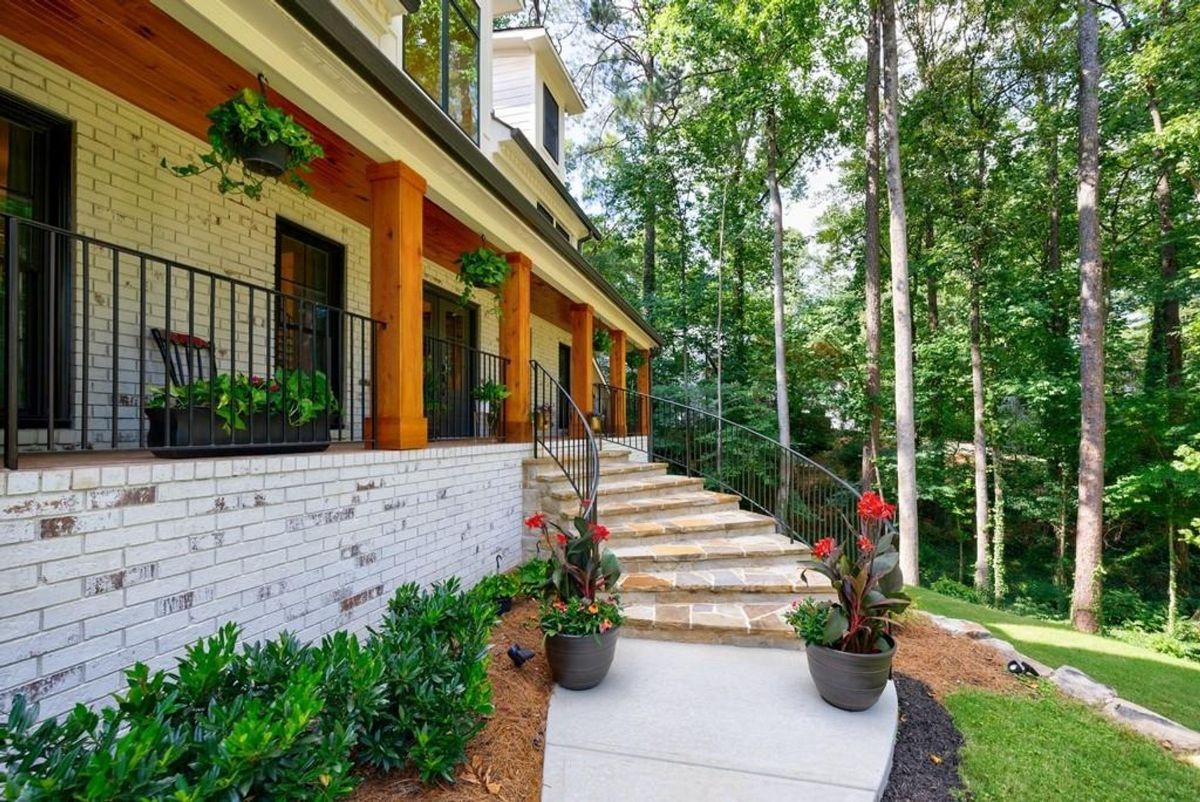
top-left (917, 611), bottom-right (1200, 768)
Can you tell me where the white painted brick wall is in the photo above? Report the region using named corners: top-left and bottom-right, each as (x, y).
top-left (0, 444), bottom-right (527, 719)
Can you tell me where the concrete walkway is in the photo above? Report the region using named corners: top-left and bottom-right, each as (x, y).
top-left (542, 638), bottom-right (897, 802)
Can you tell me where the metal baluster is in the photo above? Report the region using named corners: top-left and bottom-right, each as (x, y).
top-left (46, 231), bottom-right (57, 451)
top-left (138, 256), bottom-right (146, 448)
top-left (81, 243), bottom-right (90, 451)
top-left (4, 216), bottom-right (19, 468)
top-left (111, 250), bottom-right (119, 450)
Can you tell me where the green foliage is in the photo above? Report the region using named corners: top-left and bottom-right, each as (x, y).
top-left (538, 596), bottom-right (624, 637)
top-left (592, 328), bottom-right (613, 353)
top-left (455, 248), bottom-right (510, 307)
top-left (525, 514), bottom-right (624, 634)
top-left (162, 87), bottom-right (323, 198)
top-left (474, 572), bottom-right (519, 602)
top-left (783, 597), bottom-right (832, 646)
top-left (1, 583), bottom-right (496, 796)
top-left (362, 580), bottom-right (495, 783)
top-left (515, 558), bottom-right (552, 600)
top-left (930, 576), bottom-right (983, 605)
top-left (146, 369), bottom-right (338, 431)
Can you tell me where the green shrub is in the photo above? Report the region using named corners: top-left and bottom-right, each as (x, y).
top-left (1101, 588), bottom-right (1166, 631)
top-left (516, 558), bottom-right (552, 599)
top-left (2, 582), bottom-right (495, 797)
top-left (361, 580), bottom-right (495, 783)
top-left (930, 575), bottom-right (983, 604)
top-left (474, 572), bottom-right (519, 602)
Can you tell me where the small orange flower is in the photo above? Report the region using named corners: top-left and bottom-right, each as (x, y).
top-left (588, 603), bottom-right (599, 614)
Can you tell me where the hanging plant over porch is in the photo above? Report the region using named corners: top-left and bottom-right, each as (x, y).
top-left (162, 75), bottom-right (324, 200)
top-left (455, 247), bottom-right (510, 307)
top-left (593, 327), bottom-right (613, 354)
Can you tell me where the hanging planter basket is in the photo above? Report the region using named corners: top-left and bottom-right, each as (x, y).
top-left (240, 140), bottom-right (292, 178)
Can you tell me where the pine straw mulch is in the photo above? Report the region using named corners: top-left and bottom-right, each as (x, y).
top-left (352, 599), bottom-right (553, 802)
top-left (892, 614), bottom-right (1031, 701)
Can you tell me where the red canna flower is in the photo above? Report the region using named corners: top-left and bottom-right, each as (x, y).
top-left (857, 534), bottom-right (875, 554)
top-left (812, 537), bottom-right (836, 560)
top-left (589, 522), bottom-right (611, 542)
top-left (555, 532), bottom-right (568, 546)
top-left (857, 491), bottom-right (896, 522)
top-left (524, 512), bottom-right (548, 529)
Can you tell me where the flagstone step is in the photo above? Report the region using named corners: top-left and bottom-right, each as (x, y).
top-left (524, 449), bottom-right (635, 475)
top-left (595, 491), bottom-right (743, 525)
top-left (546, 474), bottom-right (706, 507)
top-left (605, 509), bottom-right (778, 545)
top-left (535, 461), bottom-right (667, 492)
top-left (615, 567), bottom-right (834, 605)
top-left (609, 534), bottom-right (807, 571)
top-left (620, 601), bottom-right (803, 649)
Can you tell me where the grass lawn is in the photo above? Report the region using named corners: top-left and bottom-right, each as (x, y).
top-left (946, 685), bottom-right (1200, 801)
top-left (908, 586), bottom-right (1200, 731)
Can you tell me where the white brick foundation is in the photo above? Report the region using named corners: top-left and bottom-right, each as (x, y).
top-left (0, 443), bottom-right (528, 719)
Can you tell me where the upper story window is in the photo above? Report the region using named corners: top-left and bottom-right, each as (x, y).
top-left (403, 0), bottom-right (480, 141)
top-left (542, 84), bottom-right (559, 163)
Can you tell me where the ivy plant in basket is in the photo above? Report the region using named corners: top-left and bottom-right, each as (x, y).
top-left (785, 491), bottom-right (911, 711)
top-left (162, 77), bottom-right (324, 199)
top-left (524, 512), bottom-right (623, 690)
top-left (455, 248), bottom-right (511, 308)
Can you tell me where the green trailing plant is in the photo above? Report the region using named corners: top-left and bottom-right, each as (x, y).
top-left (1, 583), bottom-right (496, 797)
top-left (146, 369), bottom-right (337, 432)
top-left (627, 349), bottom-right (645, 369)
top-left (455, 248), bottom-right (510, 307)
top-left (162, 85), bottom-right (324, 199)
top-left (592, 327), bottom-right (613, 353)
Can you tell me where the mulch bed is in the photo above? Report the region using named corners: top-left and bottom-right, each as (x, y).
top-left (353, 599), bottom-right (554, 802)
top-left (881, 616), bottom-right (1033, 801)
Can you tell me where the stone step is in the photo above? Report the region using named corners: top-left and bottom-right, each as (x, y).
top-left (606, 509), bottom-right (778, 546)
top-left (616, 567), bottom-right (834, 605)
top-left (535, 461), bottom-right (667, 492)
top-left (524, 449), bottom-right (635, 475)
top-left (545, 474), bottom-right (706, 509)
top-left (594, 491), bottom-right (743, 525)
top-left (608, 534), bottom-right (807, 571)
top-left (620, 601), bottom-right (803, 649)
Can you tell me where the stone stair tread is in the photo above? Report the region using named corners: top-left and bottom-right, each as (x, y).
top-left (607, 509), bottom-right (778, 537)
top-left (617, 566), bottom-right (832, 594)
top-left (622, 601), bottom-right (797, 637)
top-left (535, 461), bottom-right (665, 483)
top-left (599, 491), bottom-right (740, 516)
top-left (609, 534), bottom-right (806, 564)
top-left (549, 474), bottom-right (703, 500)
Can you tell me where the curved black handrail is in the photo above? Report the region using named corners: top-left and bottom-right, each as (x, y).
top-left (593, 383), bottom-right (870, 547)
top-left (531, 361), bottom-right (600, 521)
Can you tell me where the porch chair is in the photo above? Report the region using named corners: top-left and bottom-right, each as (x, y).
top-left (150, 328), bottom-right (215, 386)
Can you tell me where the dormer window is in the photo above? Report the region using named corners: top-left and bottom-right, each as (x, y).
top-left (542, 84), bottom-right (560, 163)
top-left (403, 0), bottom-right (480, 141)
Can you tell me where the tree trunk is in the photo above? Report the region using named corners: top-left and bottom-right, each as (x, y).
top-left (992, 446), bottom-right (1007, 603)
top-left (1168, 519), bottom-right (1178, 631)
top-left (882, 0), bottom-right (919, 585)
top-left (766, 104), bottom-right (792, 518)
top-left (862, 0), bottom-right (883, 493)
top-left (970, 275), bottom-right (990, 595)
top-left (643, 197), bottom-right (657, 313)
top-left (924, 218), bottom-right (939, 333)
top-left (1072, 0), bottom-right (1105, 634)
top-left (1054, 465), bottom-right (1070, 588)
top-left (1145, 94), bottom-right (1182, 394)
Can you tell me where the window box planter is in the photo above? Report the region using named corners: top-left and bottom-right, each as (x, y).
top-left (145, 408), bottom-right (331, 458)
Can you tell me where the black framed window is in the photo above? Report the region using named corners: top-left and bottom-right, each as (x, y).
top-left (536, 202), bottom-right (554, 224)
top-left (275, 220), bottom-right (345, 401)
top-left (0, 91), bottom-right (73, 429)
top-left (542, 84), bottom-right (560, 162)
top-left (403, 0), bottom-right (480, 141)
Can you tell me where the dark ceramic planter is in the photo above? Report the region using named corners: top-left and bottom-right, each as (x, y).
top-left (240, 140), bottom-right (291, 177)
top-left (545, 628), bottom-right (619, 690)
top-left (806, 635), bottom-right (895, 712)
top-left (145, 408), bottom-right (331, 457)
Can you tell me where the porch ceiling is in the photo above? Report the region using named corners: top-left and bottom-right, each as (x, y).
top-left (0, 0), bottom-right (374, 225)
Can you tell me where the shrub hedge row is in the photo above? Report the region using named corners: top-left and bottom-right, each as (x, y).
top-left (0, 579), bottom-right (496, 800)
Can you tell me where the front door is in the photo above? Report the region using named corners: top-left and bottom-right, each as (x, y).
top-left (0, 94), bottom-right (72, 428)
top-left (423, 287), bottom-right (478, 438)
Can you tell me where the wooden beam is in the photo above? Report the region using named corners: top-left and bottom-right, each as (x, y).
top-left (500, 252), bottom-right (532, 442)
top-left (570, 303), bottom-right (594, 429)
top-left (368, 161), bottom-right (427, 448)
top-left (610, 330), bottom-right (628, 436)
top-left (637, 349), bottom-right (652, 436)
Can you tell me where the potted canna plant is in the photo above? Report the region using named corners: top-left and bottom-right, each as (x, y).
top-left (785, 491), bottom-right (911, 711)
top-left (524, 512), bottom-right (623, 690)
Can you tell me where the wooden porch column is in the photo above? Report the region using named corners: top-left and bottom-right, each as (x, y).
top-left (570, 304), bottom-right (594, 425)
top-left (637, 349), bottom-right (652, 435)
top-left (610, 330), bottom-right (628, 436)
top-left (367, 161), bottom-right (428, 449)
top-left (500, 252), bottom-right (532, 442)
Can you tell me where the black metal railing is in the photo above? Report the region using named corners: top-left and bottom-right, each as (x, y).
top-left (532, 360), bottom-right (600, 521)
top-left (1, 214), bottom-right (383, 468)
top-left (593, 383), bottom-right (864, 547)
top-left (423, 336), bottom-right (509, 441)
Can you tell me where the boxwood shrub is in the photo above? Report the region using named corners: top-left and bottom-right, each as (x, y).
top-left (0, 579), bottom-right (495, 799)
